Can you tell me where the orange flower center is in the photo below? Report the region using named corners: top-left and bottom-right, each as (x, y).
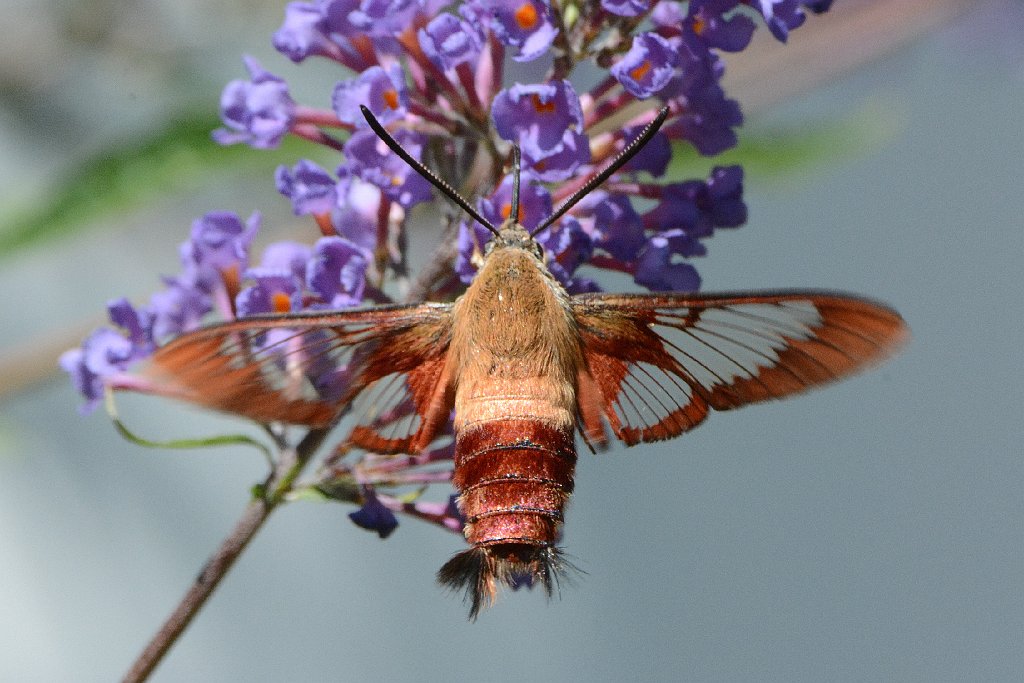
top-left (530, 93), bottom-right (556, 114)
top-left (382, 89), bottom-right (399, 110)
top-left (692, 16), bottom-right (706, 35)
top-left (501, 203), bottom-right (513, 219)
top-left (629, 60), bottom-right (652, 82)
top-left (515, 2), bottom-right (539, 29)
top-left (271, 291), bottom-right (293, 313)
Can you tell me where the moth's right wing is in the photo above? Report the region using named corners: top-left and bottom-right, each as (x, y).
top-left (572, 291), bottom-right (908, 446)
top-left (142, 302), bottom-right (456, 453)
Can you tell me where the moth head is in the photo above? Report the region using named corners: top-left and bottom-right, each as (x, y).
top-left (484, 220), bottom-right (545, 262)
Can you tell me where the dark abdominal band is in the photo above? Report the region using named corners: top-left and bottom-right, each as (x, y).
top-left (437, 419), bottom-right (578, 618)
top-left (453, 419), bottom-right (577, 548)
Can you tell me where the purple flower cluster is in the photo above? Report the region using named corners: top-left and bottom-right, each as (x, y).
top-left (64, 0), bottom-right (834, 536)
top-left (201, 0), bottom-right (834, 305)
top-left (60, 299), bottom-right (155, 413)
top-left (61, 211), bottom-right (367, 413)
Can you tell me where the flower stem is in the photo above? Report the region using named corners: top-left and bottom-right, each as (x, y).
top-left (122, 427), bottom-right (332, 683)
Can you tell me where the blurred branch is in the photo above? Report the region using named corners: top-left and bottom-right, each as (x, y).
top-left (0, 319), bottom-right (100, 397)
top-left (121, 426), bottom-right (333, 683)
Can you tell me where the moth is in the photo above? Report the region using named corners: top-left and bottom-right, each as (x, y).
top-left (143, 106), bottom-right (908, 618)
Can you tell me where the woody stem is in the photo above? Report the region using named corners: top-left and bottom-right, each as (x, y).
top-left (121, 426), bottom-right (333, 683)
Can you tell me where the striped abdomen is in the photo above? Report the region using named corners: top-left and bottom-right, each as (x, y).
top-left (456, 419), bottom-right (576, 548)
top-left (437, 418), bottom-right (578, 618)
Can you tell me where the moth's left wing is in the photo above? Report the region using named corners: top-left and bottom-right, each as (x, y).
top-left (141, 302), bottom-right (455, 453)
top-left (572, 291), bottom-right (908, 446)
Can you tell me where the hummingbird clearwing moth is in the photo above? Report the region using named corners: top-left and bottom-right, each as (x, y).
top-left (143, 106), bottom-right (908, 618)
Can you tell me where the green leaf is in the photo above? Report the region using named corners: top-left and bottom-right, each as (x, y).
top-left (396, 485), bottom-right (429, 504)
top-left (104, 386), bottom-right (273, 465)
top-left (309, 477), bottom-right (362, 505)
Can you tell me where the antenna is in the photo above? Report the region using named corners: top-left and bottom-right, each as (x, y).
top-left (531, 106), bottom-right (670, 237)
top-left (360, 105), bottom-right (500, 236)
top-left (509, 145), bottom-right (521, 226)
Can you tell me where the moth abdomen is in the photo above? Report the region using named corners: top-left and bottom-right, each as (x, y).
top-left (442, 420), bottom-right (578, 617)
top-left (454, 421), bottom-right (577, 546)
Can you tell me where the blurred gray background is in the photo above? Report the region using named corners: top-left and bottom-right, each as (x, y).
top-left (1, 0), bottom-right (1021, 680)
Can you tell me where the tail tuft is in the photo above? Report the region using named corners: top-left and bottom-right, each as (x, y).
top-left (437, 544), bottom-right (580, 620)
top-left (437, 547), bottom-right (494, 620)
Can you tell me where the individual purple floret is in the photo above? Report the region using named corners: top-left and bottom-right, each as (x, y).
top-left (343, 129), bottom-right (433, 208)
top-left (60, 330), bottom-right (133, 413)
top-left (148, 279), bottom-right (212, 341)
top-left (349, 488), bottom-right (400, 538)
top-left (477, 0), bottom-right (558, 62)
top-left (702, 165), bottom-right (747, 228)
top-left (236, 270), bottom-right (304, 317)
top-left (183, 211), bottom-right (261, 289)
top-left (610, 32), bottom-right (680, 99)
top-left (535, 216), bottom-right (594, 287)
top-left (620, 126), bottom-right (671, 177)
top-left (521, 128), bottom-right (591, 182)
top-left (61, 299), bottom-right (159, 412)
top-left (107, 298), bottom-right (154, 352)
top-left (748, 0), bottom-right (833, 42)
top-left (683, 0), bottom-right (757, 53)
top-left (650, 0), bottom-right (686, 25)
top-left (306, 236), bottom-right (368, 307)
top-left (418, 12), bottom-right (484, 71)
top-left (212, 57), bottom-right (295, 149)
top-left (276, 160), bottom-right (340, 216)
top-left (574, 191), bottom-right (646, 262)
top-left (633, 230), bottom-right (705, 292)
top-left (661, 53), bottom-right (743, 156)
top-left (331, 176), bottom-right (381, 256)
top-left (479, 176), bottom-right (553, 231)
top-left (273, 0), bottom-right (362, 64)
top-left (349, 0), bottom-right (444, 39)
top-left (492, 81), bottom-right (584, 159)
top-left (332, 64), bottom-right (409, 126)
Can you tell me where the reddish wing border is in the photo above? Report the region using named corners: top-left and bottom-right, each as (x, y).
top-left (572, 290), bottom-right (908, 446)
